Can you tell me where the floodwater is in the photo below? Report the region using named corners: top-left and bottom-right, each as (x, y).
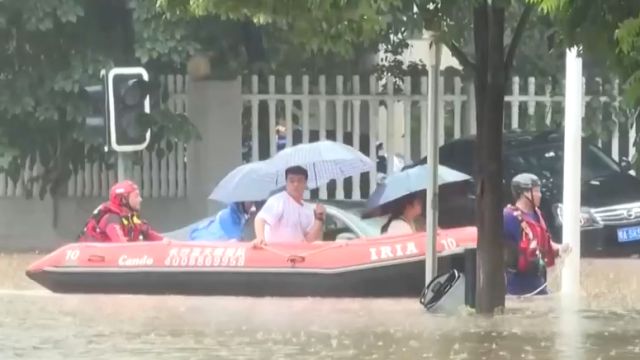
top-left (2, 254), bottom-right (640, 359)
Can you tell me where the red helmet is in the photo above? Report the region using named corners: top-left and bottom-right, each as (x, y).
top-left (109, 180), bottom-right (139, 206)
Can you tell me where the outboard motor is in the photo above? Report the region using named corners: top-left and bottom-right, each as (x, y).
top-left (419, 269), bottom-right (466, 314)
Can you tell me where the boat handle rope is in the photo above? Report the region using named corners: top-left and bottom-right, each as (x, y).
top-left (257, 241), bottom-right (350, 266)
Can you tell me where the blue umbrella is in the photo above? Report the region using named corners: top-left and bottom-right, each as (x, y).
top-left (266, 140), bottom-right (375, 188)
top-left (208, 161), bottom-right (279, 204)
top-left (363, 164), bottom-right (471, 217)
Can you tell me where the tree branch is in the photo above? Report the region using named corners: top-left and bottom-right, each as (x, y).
top-left (447, 40), bottom-right (476, 73)
top-left (504, 4), bottom-right (534, 77)
top-left (412, 0), bottom-right (475, 73)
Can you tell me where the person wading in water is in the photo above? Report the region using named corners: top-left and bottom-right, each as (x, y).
top-left (503, 173), bottom-right (571, 296)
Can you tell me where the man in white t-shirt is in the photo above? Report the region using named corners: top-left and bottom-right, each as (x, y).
top-left (252, 166), bottom-right (325, 246)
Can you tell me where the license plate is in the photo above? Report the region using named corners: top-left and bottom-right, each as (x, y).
top-left (617, 226), bottom-right (640, 243)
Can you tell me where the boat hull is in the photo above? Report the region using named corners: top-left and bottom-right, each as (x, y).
top-left (27, 256), bottom-right (471, 297)
top-left (26, 229), bottom-right (478, 297)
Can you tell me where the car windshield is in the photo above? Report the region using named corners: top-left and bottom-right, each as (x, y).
top-left (338, 207), bottom-right (387, 237)
top-left (505, 143), bottom-right (621, 181)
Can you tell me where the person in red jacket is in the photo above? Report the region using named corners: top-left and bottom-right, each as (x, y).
top-left (78, 180), bottom-right (165, 243)
top-left (503, 173), bottom-right (571, 296)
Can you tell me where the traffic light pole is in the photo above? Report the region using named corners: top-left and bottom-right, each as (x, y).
top-left (117, 152), bottom-right (136, 182)
top-left (102, 66), bottom-right (150, 182)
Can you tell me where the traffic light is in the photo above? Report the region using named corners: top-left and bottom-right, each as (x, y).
top-left (107, 67), bottom-right (151, 152)
top-left (81, 70), bottom-right (109, 148)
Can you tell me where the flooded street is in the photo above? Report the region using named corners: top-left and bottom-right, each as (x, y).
top-left (3, 254), bottom-right (640, 359)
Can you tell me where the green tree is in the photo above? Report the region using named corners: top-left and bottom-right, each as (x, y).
top-left (528, 0), bottom-right (640, 166)
top-left (450, 0), bottom-right (531, 314)
top-left (529, 0), bottom-right (640, 103)
top-left (388, 0), bottom-right (540, 313)
top-left (157, 0), bottom-right (398, 59)
top-left (0, 0), bottom-right (199, 199)
top-left (617, 16), bottom-right (640, 104)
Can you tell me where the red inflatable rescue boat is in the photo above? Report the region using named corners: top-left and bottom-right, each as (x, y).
top-left (26, 227), bottom-right (477, 297)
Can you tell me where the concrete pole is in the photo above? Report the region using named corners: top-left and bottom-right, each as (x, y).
top-left (561, 46), bottom-right (583, 299)
top-left (117, 152), bottom-right (136, 182)
top-left (425, 41), bottom-right (443, 285)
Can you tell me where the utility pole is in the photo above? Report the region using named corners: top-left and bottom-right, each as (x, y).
top-left (561, 47), bottom-right (583, 299)
top-left (425, 41), bottom-right (443, 285)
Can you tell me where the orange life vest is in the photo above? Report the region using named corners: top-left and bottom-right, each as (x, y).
top-left (505, 205), bottom-right (557, 273)
top-left (77, 202), bottom-right (148, 242)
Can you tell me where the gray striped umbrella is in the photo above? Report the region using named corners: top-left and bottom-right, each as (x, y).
top-left (209, 141), bottom-right (373, 204)
top-left (266, 140), bottom-right (375, 188)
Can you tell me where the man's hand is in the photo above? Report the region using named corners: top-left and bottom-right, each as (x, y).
top-left (161, 237), bottom-right (172, 245)
top-left (251, 237), bottom-right (266, 248)
top-left (559, 243), bottom-right (572, 257)
top-left (314, 203), bottom-right (326, 222)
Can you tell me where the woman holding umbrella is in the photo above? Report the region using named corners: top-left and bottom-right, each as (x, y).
top-left (379, 192), bottom-right (423, 235)
top-left (364, 162), bottom-right (472, 235)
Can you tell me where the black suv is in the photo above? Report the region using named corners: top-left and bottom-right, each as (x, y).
top-left (417, 130), bottom-right (640, 258)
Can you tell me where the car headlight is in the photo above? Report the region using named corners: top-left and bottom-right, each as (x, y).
top-left (553, 203), bottom-right (602, 229)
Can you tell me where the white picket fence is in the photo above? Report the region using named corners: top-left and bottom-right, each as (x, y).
top-left (242, 74), bottom-right (632, 200)
top-left (0, 74), bottom-right (189, 199)
top-left (0, 73), bottom-right (633, 200)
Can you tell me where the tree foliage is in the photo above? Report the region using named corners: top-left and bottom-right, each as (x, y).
top-left (1, 0), bottom-right (418, 200)
top-left (613, 14), bottom-right (640, 106)
top-left (4, 0), bottom-right (625, 202)
top-left (157, 0), bottom-right (400, 59)
top-left (373, 0), bottom-right (562, 77)
top-left (529, 0), bottom-right (640, 105)
top-left (0, 0), bottom-right (200, 199)
top-left (0, 0), bottom-right (113, 198)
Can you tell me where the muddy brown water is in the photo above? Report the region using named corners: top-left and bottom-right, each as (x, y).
top-left (2, 253), bottom-right (640, 359)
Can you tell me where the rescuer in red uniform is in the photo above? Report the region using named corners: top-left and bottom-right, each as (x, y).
top-left (78, 180), bottom-right (165, 243)
top-left (503, 173), bottom-right (571, 295)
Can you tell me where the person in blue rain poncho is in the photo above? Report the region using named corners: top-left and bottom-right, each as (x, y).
top-left (188, 201), bottom-right (258, 241)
